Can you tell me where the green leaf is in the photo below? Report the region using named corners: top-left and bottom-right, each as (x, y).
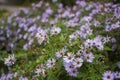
top-left (104, 46), bottom-right (112, 51)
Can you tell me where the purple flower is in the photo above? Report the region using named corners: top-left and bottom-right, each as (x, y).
top-left (103, 71), bottom-right (114, 80)
top-left (56, 48), bottom-right (66, 58)
top-left (84, 52), bottom-right (94, 63)
top-left (84, 39), bottom-right (93, 49)
top-left (114, 72), bottom-right (120, 79)
top-left (73, 58), bottom-right (83, 68)
top-left (63, 52), bottom-right (74, 63)
top-left (0, 37), bottom-right (6, 41)
top-left (76, 0), bottom-right (86, 7)
top-left (50, 27), bottom-right (61, 35)
top-left (46, 58), bottom-right (56, 68)
top-left (19, 77), bottom-right (28, 80)
top-left (114, 6), bottom-right (120, 19)
top-left (111, 38), bottom-right (116, 43)
top-left (64, 62), bottom-right (78, 77)
top-left (69, 68), bottom-right (78, 77)
top-left (45, 7), bottom-right (53, 15)
top-left (0, 30), bottom-right (3, 35)
top-left (0, 74), bottom-right (9, 80)
top-left (64, 62), bottom-right (75, 73)
top-left (23, 43), bottom-right (29, 50)
top-left (117, 62), bottom-right (120, 69)
top-left (0, 73), bottom-right (13, 80)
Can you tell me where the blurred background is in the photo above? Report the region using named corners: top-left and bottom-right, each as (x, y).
top-left (0, 0), bottom-right (119, 16)
top-left (0, 0), bottom-right (120, 5)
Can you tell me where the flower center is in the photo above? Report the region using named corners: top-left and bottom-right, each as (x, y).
top-left (68, 56), bottom-right (72, 60)
top-left (107, 75), bottom-right (111, 79)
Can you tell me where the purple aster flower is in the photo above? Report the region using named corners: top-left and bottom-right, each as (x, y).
top-left (45, 7), bottom-right (53, 15)
top-left (0, 73), bottom-right (13, 80)
top-left (105, 25), bottom-right (112, 31)
top-left (114, 6), bottom-right (120, 19)
top-left (103, 71), bottom-right (114, 80)
top-left (84, 39), bottom-right (93, 49)
top-left (111, 38), bottom-right (116, 43)
top-left (0, 30), bottom-right (3, 35)
top-left (0, 74), bottom-right (8, 80)
top-left (114, 72), bottom-right (120, 79)
top-left (76, 0), bottom-right (86, 7)
top-left (117, 62), bottom-right (120, 69)
top-left (56, 48), bottom-right (66, 58)
top-left (58, 3), bottom-right (63, 9)
top-left (84, 52), bottom-right (94, 63)
top-left (63, 52), bottom-right (75, 63)
top-left (112, 44), bottom-right (117, 51)
top-left (69, 68), bottom-right (78, 77)
top-left (7, 73), bottom-right (13, 79)
top-left (50, 26), bottom-right (61, 35)
top-left (72, 6), bottom-right (77, 11)
top-left (46, 58), bottom-right (56, 68)
top-left (0, 37), bottom-right (6, 41)
top-left (64, 62), bottom-right (75, 73)
top-left (19, 77), bottom-right (28, 80)
top-left (23, 43), bottom-right (29, 50)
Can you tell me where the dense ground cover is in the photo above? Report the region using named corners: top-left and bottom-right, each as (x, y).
top-left (0, 0), bottom-right (120, 80)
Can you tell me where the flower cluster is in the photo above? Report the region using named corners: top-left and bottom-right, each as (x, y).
top-left (0, 0), bottom-right (120, 80)
top-left (84, 36), bottom-right (110, 50)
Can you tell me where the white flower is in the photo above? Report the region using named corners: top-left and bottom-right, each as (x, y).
top-left (50, 27), bottom-right (61, 35)
top-left (4, 54), bottom-right (16, 66)
top-left (73, 58), bottom-right (83, 68)
top-left (46, 58), bottom-right (56, 68)
top-left (63, 52), bottom-right (75, 63)
top-left (35, 66), bottom-right (44, 75)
